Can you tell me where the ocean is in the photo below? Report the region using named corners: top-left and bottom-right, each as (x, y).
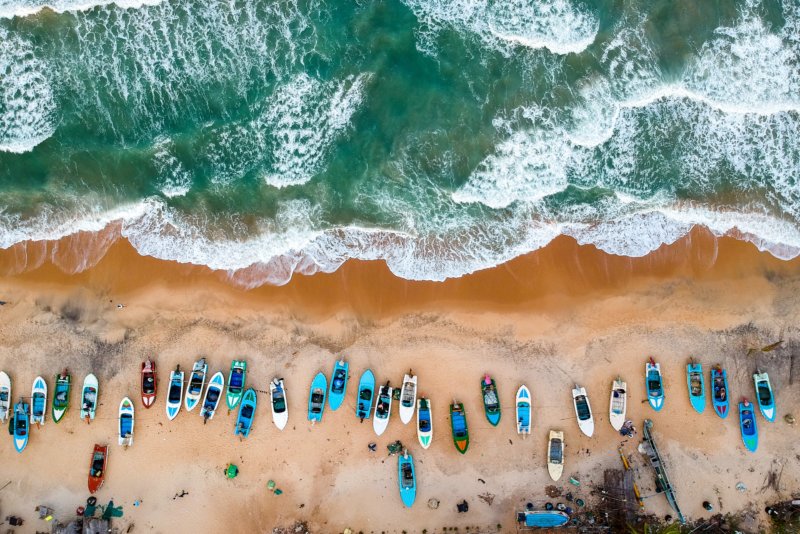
top-left (1, 0), bottom-right (799, 286)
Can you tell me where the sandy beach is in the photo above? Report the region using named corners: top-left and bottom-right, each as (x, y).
top-left (0, 228), bottom-right (799, 533)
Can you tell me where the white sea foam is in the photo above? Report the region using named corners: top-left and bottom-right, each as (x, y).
top-left (152, 138), bottom-right (191, 198)
top-left (0, 0), bottom-right (162, 19)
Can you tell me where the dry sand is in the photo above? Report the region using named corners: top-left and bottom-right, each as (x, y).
top-left (0, 228), bottom-right (798, 533)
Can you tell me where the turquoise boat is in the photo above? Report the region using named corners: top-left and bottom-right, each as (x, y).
top-left (645, 358), bottom-right (664, 411)
top-left (481, 374), bottom-right (501, 426)
top-left (686, 362), bottom-right (705, 414)
top-left (328, 360), bottom-right (348, 411)
top-left (517, 510), bottom-right (570, 528)
top-left (235, 388), bottom-right (257, 438)
top-left (225, 360), bottom-right (247, 411)
top-left (398, 450), bottom-right (416, 508)
top-left (753, 371), bottom-right (775, 422)
top-left (711, 366), bottom-right (729, 418)
top-left (738, 399), bottom-right (758, 452)
top-left (355, 369), bottom-right (374, 421)
top-left (10, 401), bottom-right (29, 453)
top-left (308, 372), bottom-right (327, 422)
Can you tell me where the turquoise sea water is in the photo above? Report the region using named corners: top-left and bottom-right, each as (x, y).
top-left (1, 0), bottom-right (799, 286)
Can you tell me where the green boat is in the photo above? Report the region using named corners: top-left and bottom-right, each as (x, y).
top-left (226, 360), bottom-right (247, 411)
top-left (52, 370), bottom-right (71, 423)
top-left (450, 401), bottom-right (469, 454)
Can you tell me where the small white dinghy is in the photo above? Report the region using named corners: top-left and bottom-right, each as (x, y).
top-left (373, 382), bottom-right (393, 436)
top-left (0, 371), bottom-right (11, 423)
top-left (547, 430), bottom-right (564, 481)
top-left (270, 378), bottom-right (289, 430)
top-left (399, 373), bottom-right (417, 425)
top-left (118, 397), bottom-right (134, 447)
top-left (185, 358), bottom-right (207, 412)
top-left (80, 374), bottom-right (99, 422)
top-left (30, 376), bottom-right (47, 426)
top-left (200, 371), bottom-right (224, 423)
top-left (608, 378), bottom-right (627, 431)
top-left (572, 384), bottom-right (594, 437)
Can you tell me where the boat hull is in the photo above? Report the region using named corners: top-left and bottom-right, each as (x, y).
top-left (646, 362), bottom-right (664, 412)
top-left (416, 398), bottom-right (432, 449)
top-left (30, 376), bottom-right (47, 425)
top-left (521, 511), bottom-right (569, 528)
top-left (200, 372), bottom-right (225, 421)
top-left (141, 359), bottom-right (157, 409)
top-left (118, 397), bottom-right (135, 447)
top-left (355, 369), bottom-right (375, 421)
top-left (12, 402), bottom-right (29, 453)
top-left (686, 363), bottom-right (705, 414)
top-left (753, 373), bottom-right (775, 422)
top-left (608, 379), bottom-right (626, 431)
top-left (269, 379), bottom-right (288, 430)
top-left (450, 403), bottom-right (469, 454)
top-left (225, 360), bottom-right (247, 411)
top-left (185, 359), bottom-right (208, 412)
top-left (547, 430), bottom-right (564, 481)
top-left (572, 386), bottom-right (594, 437)
top-left (88, 444), bottom-right (108, 494)
top-left (328, 360), bottom-right (349, 411)
top-left (711, 368), bottom-right (730, 419)
top-left (52, 373), bottom-right (71, 423)
top-left (738, 401), bottom-right (759, 452)
top-left (308, 372), bottom-right (327, 422)
top-left (166, 369), bottom-right (184, 420)
top-left (0, 371), bottom-right (10, 423)
top-left (481, 376), bottom-right (501, 426)
top-left (235, 388), bottom-right (258, 438)
top-left (398, 374), bottom-right (417, 425)
top-left (80, 374), bottom-right (99, 421)
top-left (398, 452), bottom-right (416, 508)
top-left (373, 385), bottom-right (392, 435)
top-left (516, 385), bottom-right (531, 435)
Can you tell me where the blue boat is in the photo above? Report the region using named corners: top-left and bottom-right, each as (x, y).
top-left (753, 371), bottom-right (775, 422)
top-left (711, 366), bottom-right (729, 419)
top-left (517, 510), bottom-right (570, 528)
top-left (738, 399), bottom-right (758, 452)
top-left (328, 360), bottom-right (349, 411)
top-left (235, 388), bottom-right (257, 438)
top-left (11, 401), bottom-right (29, 453)
top-left (398, 450), bottom-right (416, 508)
top-left (646, 358), bottom-right (664, 411)
top-left (308, 372), bottom-right (327, 422)
top-left (686, 362), bottom-right (705, 414)
top-left (355, 369), bottom-right (375, 421)
top-left (481, 374), bottom-right (501, 426)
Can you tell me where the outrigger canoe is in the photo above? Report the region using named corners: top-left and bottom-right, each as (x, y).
top-left (481, 374), bottom-right (501, 426)
top-left (399, 372), bottom-right (417, 424)
top-left (417, 397), bottom-right (432, 449)
top-left (547, 430), bottom-right (564, 481)
top-left (269, 378), bottom-right (288, 430)
top-left (88, 444), bottom-right (108, 494)
top-left (572, 385), bottom-right (594, 437)
top-left (118, 397), bottom-right (134, 447)
top-left (398, 449), bottom-right (416, 508)
top-left (711, 366), bottom-right (729, 418)
top-left (141, 359), bottom-right (157, 408)
top-left (30, 376), bottom-right (47, 426)
top-left (646, 358), bottom-right (664, 411)
top-left (235, 388), bottom-right (257, 438)
top-left (308, 372), bottom-right (327, 423)
top-left (52, 370), bottom-right (71, 423)
top-left (11, 400), bottom-right (29, 453)
top-left (225, 360), bottom-right (247, 411)
top-left (355, 369), bottom-right (375, 421)
top-left (373, 382), bottom-right (392, 436)
top-left (686, 362), bottom-right (705, 414)
top-left (200, 371), bottom-right (225, 423)
top-left (166, 365), bottom-right (184, 420)
top-left (450, 401), bottom-right (469, 454)
top-left (185, 358), bottom-right (208, 412)
top-left (0, 371), bottom-right (10, 423)
top-left (608, 378), bottom-right (626, 431)
top-left (516, 385), bottom-right (531, 436)
top-left (80, 374), bottom-right (99, 422)
top-left (753, 371), bottom-right (775, 422)
top-left (738, 398), bottom-right (758, 452)
top-left (328, 360), bottom-right (349, 411)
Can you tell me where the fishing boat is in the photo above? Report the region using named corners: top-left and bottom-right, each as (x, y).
top-left (481, 374), bottom-right (501, 426)
top-left (30, 376), bottom-right (47, 426)
top-left (547, 430), bottom-right (564, 481)
top-left (449, 401), bottom-right (469, 454)
top-left (572, 385), bottom-right (594, 437)
top-left (235, 388), bottom-right (257, 438)
top-left (417, 397), bottom-right (432, 449)
top-left (711, 366), bottom-right (729, 418)
top-left (517, 510), bottom-right (570, 528)
top-left (52, 370), bottom-right (71, 423)
top-left (646, 358), bottom-right (664, 411)
top-left (609, 378), bottom-right (626, 431)
top-left (140, 359), bottom-right (157, 408)
top-left (738, 398), bottom-right (758, 452)
top-left (225, 360), bottom-right (247, 411)
top-left (355, 369), bottom-right (375, 421)
top-left (373, 382), bottom-right (392, 436)
top-left (200, 371), bottom-right (225, 423)
top-left (308, 372), bottom-right (327, 423)
top-left (516, 385), bottom-right (531, 436)
top-left (165, 365), bottom-right (184, 420)
top-left (399, 372), bottom-right (417, 424)
top-left (686, 362), bottom-right (705, 414)
top-left (185, 358), bottom-right (207, 412)
top-left (0, 371), bottom-right (10, 423)
top-left (398, 449), bottom-right (416, 508)
top-left (753, 371), bottom-right (775, 422)
top-left (11, 401), bottom-right (28, 453)
top-left (118, 397), bottom-right (134, 447)
top-left (269, 378), bottom-right (288, 430)
top-left (88, 444), bottom-right (108, 494)
top-left (328, 360), bottom-right (349, 411)
top-left (80, 374), bottom-right (99, 422)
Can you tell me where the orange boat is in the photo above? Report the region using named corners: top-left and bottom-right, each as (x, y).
top-left (141, 359), bottom-right (157, 408)
top-left (88, 444), bottom-right (108, 494)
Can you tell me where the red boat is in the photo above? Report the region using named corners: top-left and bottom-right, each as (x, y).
top-left (88, 444), bottom-right (108, 494)
top-left (141, 359), bottom-right (157, 408)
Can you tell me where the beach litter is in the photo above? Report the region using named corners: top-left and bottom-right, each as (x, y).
top-left (477, 492), bottom-right (495, 505)
top-left (427, 498), bottom-right (440, 510)
top-left (457, 500), bottom-right (469, 513)
top-left (569, 477), bottom-right (581, 487)
top-left (785, 414), bottom-right (795, 425)
top-left (546, 485), bottom-right (562, 498)
top-left (736, 482), bottom-right (747, 492)
top-left (387, 440), bottom-right (404, 455)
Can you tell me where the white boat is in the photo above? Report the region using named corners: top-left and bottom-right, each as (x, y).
top-left (547, 430), bottom-right (564, 481)
top-left (166, 366), bottom-right (184, 420)
top-left (373, 383), bottom-right (393, 436)
top-left (609, 378), bottom-right (627, 431)
top-left (270, 378), bottom-right (289, 430)
top-left (572, 385), bottom-right (594, 437)
top-left (200, 371), bottom-right (224, 422)
top-left (416, 398), bottom-right (432, 449)
top-left (185, 358), bottom-right (207, 412)
top-left (516, 385), bottom-right (531, 436)
top-left (118, 397), bottom-right (134, 447)
top-left (0, 371), bottom-right (10, 423)
top-left (30, 376), bottom-right (47, 425)
top-left (398, 373), bottom-right (417, 425)
top-left (80, 374), bottom-right (99, 422)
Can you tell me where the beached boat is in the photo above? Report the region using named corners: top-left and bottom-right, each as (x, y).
top-left (417, 397), bottom-right (432, 449)
top-left (235, 388), bottom-right (258, 438)
top-left (481, 374), bottom-right (501, 426)
top-left (225, 360), bottom-right (247, 411)
top-left (308, 372), bottom-right (327, 423)
top-left (572, 385), bottom-right (594, 437)
top-left (547, 430), bottom-right (564, 481)
top-left (608, 378), bottom-right (626, 431)
top-left (355, 369), bottom-right (375, 421)
top-left (11, 401), bottom-right (28, 453)
top-left (52, 370), bottom-right (71, 423)
top-left (516, 385), bottom-right (531, 436)
top-left (140, 359), bottom-right (157, 408)
top-left (399, 372), bottom-right (417, 424)
top-left (88, 444), bottom-right (108, 494)
top-left (0, 371), bottom-right (10, 423)
top-left (398, 449), bottom-right (416, 508)
top-left (200, 371), bottom-right (225, 423)
top-left (80, 374), bottom-right (99, 422)
top-left (686, 362), bottom-right (705, 414)
top-left (450, 401), bottom-right (469, 454)
top-left (269, 378), bottom-right (288, 430)
top-left (646, 358), bottom-right (664, 411)
top-left (166, 365), bottom-right (184, 420)
top-left (185, 358), bottom-right (207, 412)
top-left (753, 371), bottom-right (775, 422)
top-left (328, 360), bottom-right (349, 411)
top-left (373, 382), bottom-right (392, 436)
top-left (738, 398), bottom-right (758, 452)
top-left (517, 510), bottom-right (570, 528)
top-left (118, 397), bottom-right (134, 447)
top-left (711, 366), bottom-right (729, 418)
top-left (30, 376), bottom-right (47, 426)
